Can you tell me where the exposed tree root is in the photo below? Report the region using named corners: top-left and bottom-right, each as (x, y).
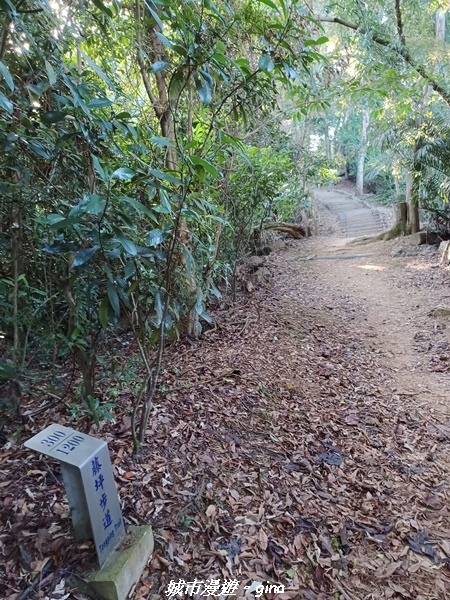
top-left (263, 221), bottom-right (307, 238)
top-left (349, 222), bottom-right (411, 246)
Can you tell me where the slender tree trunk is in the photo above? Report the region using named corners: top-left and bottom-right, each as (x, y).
top-left (187, 77), bottom-right (194, 143)
top-left (135, 0), bottom-right (177, 169)
top-left (324, 128), bottom-right (332, 161)
top-left (406, 170), bottom-right (420, 233)
top-left (436, 8), bottom-right (446, 42)
top-left (393, 173), bottom-right (400, 196)
top-left (12, 225), bottom-right (20, 362)
top-left (76, 46), bottom-right (82, 85)
top-left (356, 107), bottom-right (369, 196)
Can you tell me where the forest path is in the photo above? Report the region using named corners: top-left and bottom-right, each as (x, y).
top-left (250, 184), bottom-right (450, 597)
top-left (140, 190), bottom-right (450, 598)
top-left (312, 184), bottom-right (450, 414)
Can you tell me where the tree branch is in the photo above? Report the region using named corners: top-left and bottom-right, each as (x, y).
top-left (318, 16), bottom-right (450, 107)
top-left (394, 0), bottom-right (406, 45)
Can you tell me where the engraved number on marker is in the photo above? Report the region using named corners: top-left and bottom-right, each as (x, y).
top-left (40, 430), bottom-right (66, 448)
top-left (55, 435), bottom-right (86, 455)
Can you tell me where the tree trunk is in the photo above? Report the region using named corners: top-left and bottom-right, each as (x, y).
top-left (135, 0), bottom-right (177, 169)
top-left (324, 128), bottom-right (332, 161)
top-left (406, 170), bottom-right (420, 234)
top-left (393, 171), bottom-right (400, 196)
top-left (394, 201), bottom-right (408, 232)
top-left (436, 8), bottom-right (446, 42)
top-left (356, 107), bottom-right (369, 196)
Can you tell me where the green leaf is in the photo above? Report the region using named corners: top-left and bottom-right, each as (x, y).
top-left (43, 241), bottom-right (76, 254)
top-left (150, 136), bottom-right (173, 147)
top-left (61, 74), bottom-right (91, 117)
top-left (194, 288), bottom-right (212, 323)
top-left (117, 235), bottom-right (137, 256)
top-left (154, 31), bottom-right (175, 50)
top-left (189, 155), bottom-right (221, 178)
top-left (211, 53), bottom-right (228, 66)
top-left (143, 0), bottom-right (164, 31)
top-left (146, 228), bottom-right (164, 246)
top-left (195, 288), bottom-right (204, 316)
top-left (107, 281), bottom-right (120, 316)
top-left (112, 167), bottom-right (135, 181)
top-left (256, 0), bottom-right (279, 9)
top-left (152, 204), bottom-right (171, 214)
top-left (149, 168), bottom-right (182, 185)
top-left (194, 164), bottom-right (205, 182)
top-left (150, 60), bottom-right (170, 73)
top-left (259, 54), bottom-right (274, 72)
top-left (118, 195), bottom-right (158, 223)
top-left (193, 71), bottom-right (212, 105)
top-left (89, 98), bottom-right (113, 108)
top-left (168, 69), bottom-right (185, 101)
top-left (80, 51), bottom-right (116, 91)
top-left (45, 214), bottom-right (65, 225)
top-left (91, 0), bottom-right (113, 17)
top-left (91, 154), bottom-right (107, 181)
top-left (0, 91), bottom-right (13, 114)
top-left (0, 0), bottom-right (16, 14)
top-left (29, 140), bottom-right (50, 159)
top-left (27, 82), bottom-right (48, 97)
top-left (210, 215), bottom-right (227, 225)
top-left (0, 61), bottom-right (14, 91)
top-left (0, 360), bottom-right (16, 382)
top-left (200, 310), bottom-right (212, 324)
top-left (159, 190), bottom-right (173, 214)
top-left (209, 280), bottom-right (222, 299)
top-left (283, 62), bottom-right (297, 80)
top-left (85, 194), bottom-right (106, 214)
top-left (215, 40), bottom-right (226, 53)
top-left (124, 260), bottom-right (136, 280)
top-left (136, 246), bottom-right (158, 258)
top-left (41, 111), bottom-right (67, 124)
top-left (45, 60), bottom-right (57, 86)
top-left (114, 111), bottom-right (131, 119)
top-left (303, 36), bottom-right (329, 46)
top-left (99, 296), bottom-right (109, 328)
top-left (72, 246), bottom-right (99, 268)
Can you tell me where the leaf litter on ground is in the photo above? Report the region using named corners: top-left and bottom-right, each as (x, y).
top-left (2, 233), bottom-right (450, 599)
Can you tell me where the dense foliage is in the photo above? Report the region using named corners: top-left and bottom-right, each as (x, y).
top-left (2, 0), bottom-right (450, 448)
top-left (0, 0), bottom-right (331, 448)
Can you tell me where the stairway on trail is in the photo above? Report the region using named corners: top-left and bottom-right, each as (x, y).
top-left (316, 188), bottom-right (385, 238)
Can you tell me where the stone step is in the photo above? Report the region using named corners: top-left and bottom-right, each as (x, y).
top-left (317, 190), bottom-right (387, 237)
top-left (342, 221), bottom-right (383, 228)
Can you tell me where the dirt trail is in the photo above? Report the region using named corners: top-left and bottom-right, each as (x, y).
top-left (312, 186), bottom-right (450, 419)
top-left (247, 184), bottom-right (450, 598)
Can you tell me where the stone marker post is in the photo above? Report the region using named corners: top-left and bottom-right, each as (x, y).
top-left (25, 424), bottom-right (125, 566)
top-left (25, 424), bottom-right (153, 600)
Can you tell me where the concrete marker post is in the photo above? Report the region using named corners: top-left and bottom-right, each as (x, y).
top-left (25, 424), bottom-right (153, 600)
